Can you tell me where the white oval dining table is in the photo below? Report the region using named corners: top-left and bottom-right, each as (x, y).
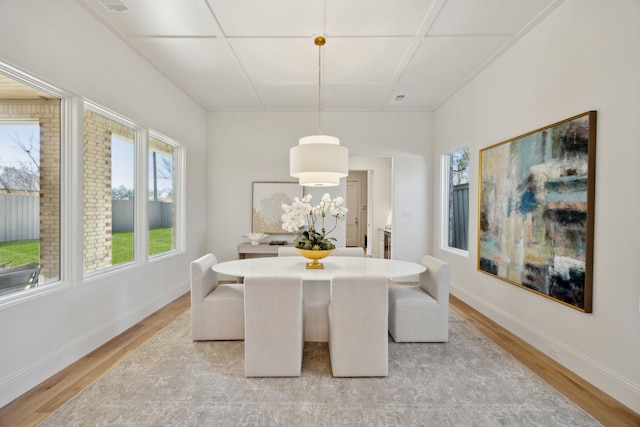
top-left (212, 256), bottom-right (426, 342)
top-left (211, 255), bottom-right (426, 281)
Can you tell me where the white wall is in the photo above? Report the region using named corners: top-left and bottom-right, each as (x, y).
top-left (207, 111), bottom-right (431, 267)
top-left (0, 0), bottom-right (207, 406)
top-left (433, 0), bottom-right (640, 412)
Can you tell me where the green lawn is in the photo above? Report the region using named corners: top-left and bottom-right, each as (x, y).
top-left (0, 239), bottom-right (39, 267)
top-left (0, 227), bottom-right (173, 268)
top-left (112, 227), bottom-right (173, 265)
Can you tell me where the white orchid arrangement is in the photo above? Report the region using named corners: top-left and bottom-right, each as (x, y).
top-left (281, 193), bottom-right (348, 250)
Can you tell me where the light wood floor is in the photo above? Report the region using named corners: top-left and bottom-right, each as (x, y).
top-left (0, 293), bottom-right (638, 427)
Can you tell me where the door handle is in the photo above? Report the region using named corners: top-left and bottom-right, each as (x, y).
top-left (355, 217), bottom-right (358, 225)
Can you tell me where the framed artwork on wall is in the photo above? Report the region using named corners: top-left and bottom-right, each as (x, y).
top-left (478, 111), bottom-right (597, 312)
top-left (252, 182), bottom-right (303, 234)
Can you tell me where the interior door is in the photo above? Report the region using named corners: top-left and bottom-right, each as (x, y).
top-left (346, 181), bottom-right (359, 246)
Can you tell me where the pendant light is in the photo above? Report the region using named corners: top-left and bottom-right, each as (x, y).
top-left (290, 36), bottom-right (348, 187)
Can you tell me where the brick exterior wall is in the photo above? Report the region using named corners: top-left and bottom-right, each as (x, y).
top-left (83, 111), bottom-right (134, 272)
top-left (0, 100), bottom-right (60, 283)
top-left (149, 136), bottom-right (174, 157)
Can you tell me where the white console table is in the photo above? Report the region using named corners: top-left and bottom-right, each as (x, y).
top-left (238, 243), bottom-right (293, 259)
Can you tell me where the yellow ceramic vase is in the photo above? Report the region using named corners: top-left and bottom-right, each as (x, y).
top-left (296, 248), bottom-right (334, 269)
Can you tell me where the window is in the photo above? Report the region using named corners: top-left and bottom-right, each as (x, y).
top-left (441, 146), bottom-right (470, 253)
top-left (0, 81), bottom-right (61, 296)
top-left (83, 106), bottom-right (136, 273)
top-left (0, 62), bottom-right (184, 294)
top-left (110, 135), bottom-right (135, 265)
top-left (148, 133), bottom-right (178, 257)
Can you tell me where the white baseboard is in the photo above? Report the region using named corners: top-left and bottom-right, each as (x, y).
top-left (451, 283), bottom-right (640, 413)
top-left (451, 283), bottom-right (640, 415)
top-left (0, 281), bottom-right (189, 408)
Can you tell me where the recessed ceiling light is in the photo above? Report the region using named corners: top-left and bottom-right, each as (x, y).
top-left (98, 0), bottom-right (130, 12)
top-left (392, 94), bottom-right (406, 104)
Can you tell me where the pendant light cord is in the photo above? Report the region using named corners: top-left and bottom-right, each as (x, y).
top-left (315, 36), bottom-right (325, 135)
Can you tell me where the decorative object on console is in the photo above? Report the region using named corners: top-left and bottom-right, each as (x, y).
top-left (289, 36), bottom-right (348, 187)
top-left (281, 193), bottom-right (348, 269)
top-left (478, 111), bottom-right (597, 312)
top-left (244, 232), bottom-right (269, 246)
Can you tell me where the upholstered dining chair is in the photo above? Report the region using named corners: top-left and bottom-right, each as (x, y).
top-left (277, 246), bottom-right (300, 256)
top-left (190, 254), bottom-right (245, 341)
top-left (244, 275), bottom-right (304, 377)
top-left (279, 245), bottom-right (327, 342)
top-left (276, 245), bottom-right (364, 342)
top-left (331, 247), bottom-right (365, 257)
top-left (328, 275), bottom-right (389, 377)
top-left (388, 255), bottom-right (450, 343)
top-left (278, 246), bottom-right (364, 257)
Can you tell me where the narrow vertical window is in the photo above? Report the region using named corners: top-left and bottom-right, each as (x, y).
top-left (110, 135), bottom-right (135, 265)
top-left (83, 107), bottom-right (136, 273)
top-left (442, 146), bottom-right (470, 253)
top-left (148, 134), bottom-right (176, 256)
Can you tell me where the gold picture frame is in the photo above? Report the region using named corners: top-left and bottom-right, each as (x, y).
top-left (478, 111), bottom-right (597, 312)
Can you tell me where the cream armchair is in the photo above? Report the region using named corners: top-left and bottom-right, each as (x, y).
top-left (190, 254), bottom-right (244, 341)
top-left (388, 255), bottom-right (450, 343)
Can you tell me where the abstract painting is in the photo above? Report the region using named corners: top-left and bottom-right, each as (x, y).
top-left (478, 111), bottom-right (596, 312)
top-left (252, 182), bottom-right (303, 234)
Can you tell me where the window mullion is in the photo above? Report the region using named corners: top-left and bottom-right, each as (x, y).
top-left (62, 96), bottom-right (84, 284)
top-left (135, 128), bottom-right (149, 264)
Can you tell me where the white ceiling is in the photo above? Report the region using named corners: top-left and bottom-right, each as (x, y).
top-left (73, 0), bottom-right (561, 112)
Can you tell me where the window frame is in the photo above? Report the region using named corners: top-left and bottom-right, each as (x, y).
top-left (0, 61), bottom-right (186, 302)
top-left (148, 130), bottom-right (185, 261)
top-left (440, 145), bottom-right (470, 257)
top-left (0, 63), bottom-right (66, 301)
top-left (82, 103), bottom-right (186, 277)
top-left (83, 102), bottom-right (138, 276)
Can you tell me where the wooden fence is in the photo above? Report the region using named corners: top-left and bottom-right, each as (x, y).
top-left (450, 183), bottom-right (469, 250)
top-left (0, 195), bottom-right (172, 241)
top-left (112, 200), bottom-right (173, 232)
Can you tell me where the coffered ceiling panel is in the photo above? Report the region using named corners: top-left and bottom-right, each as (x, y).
top-left (254, 84), bottom-right (317, 110)
top-left (428, 0), bottom-right (557, 36)
top-left (88, 0), bottom-right (219, 36)
top-left (398, 37), bottom-right (511, 86)
top-left (229, 38), bottom-right (317, 83)
top-left (324, 0), bottom-right (437, 37)
top-left (324, 84), bottom-right (393, 111)
top-left (75, 0), bottom-right (564, 111)
top-left (133, 38), bottom-right (240, 82)
top-left (182, 82), bottom-right (261, 110)
top-left (384, 83), bottom-right (459, 111)
top-left (206, 0), bottom-right (317, 37)
top-left (322, 38), bottom-right (413, 83)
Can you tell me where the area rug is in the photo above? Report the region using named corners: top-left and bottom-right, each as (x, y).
top-left (41, 310), bottom-right (600, 426)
